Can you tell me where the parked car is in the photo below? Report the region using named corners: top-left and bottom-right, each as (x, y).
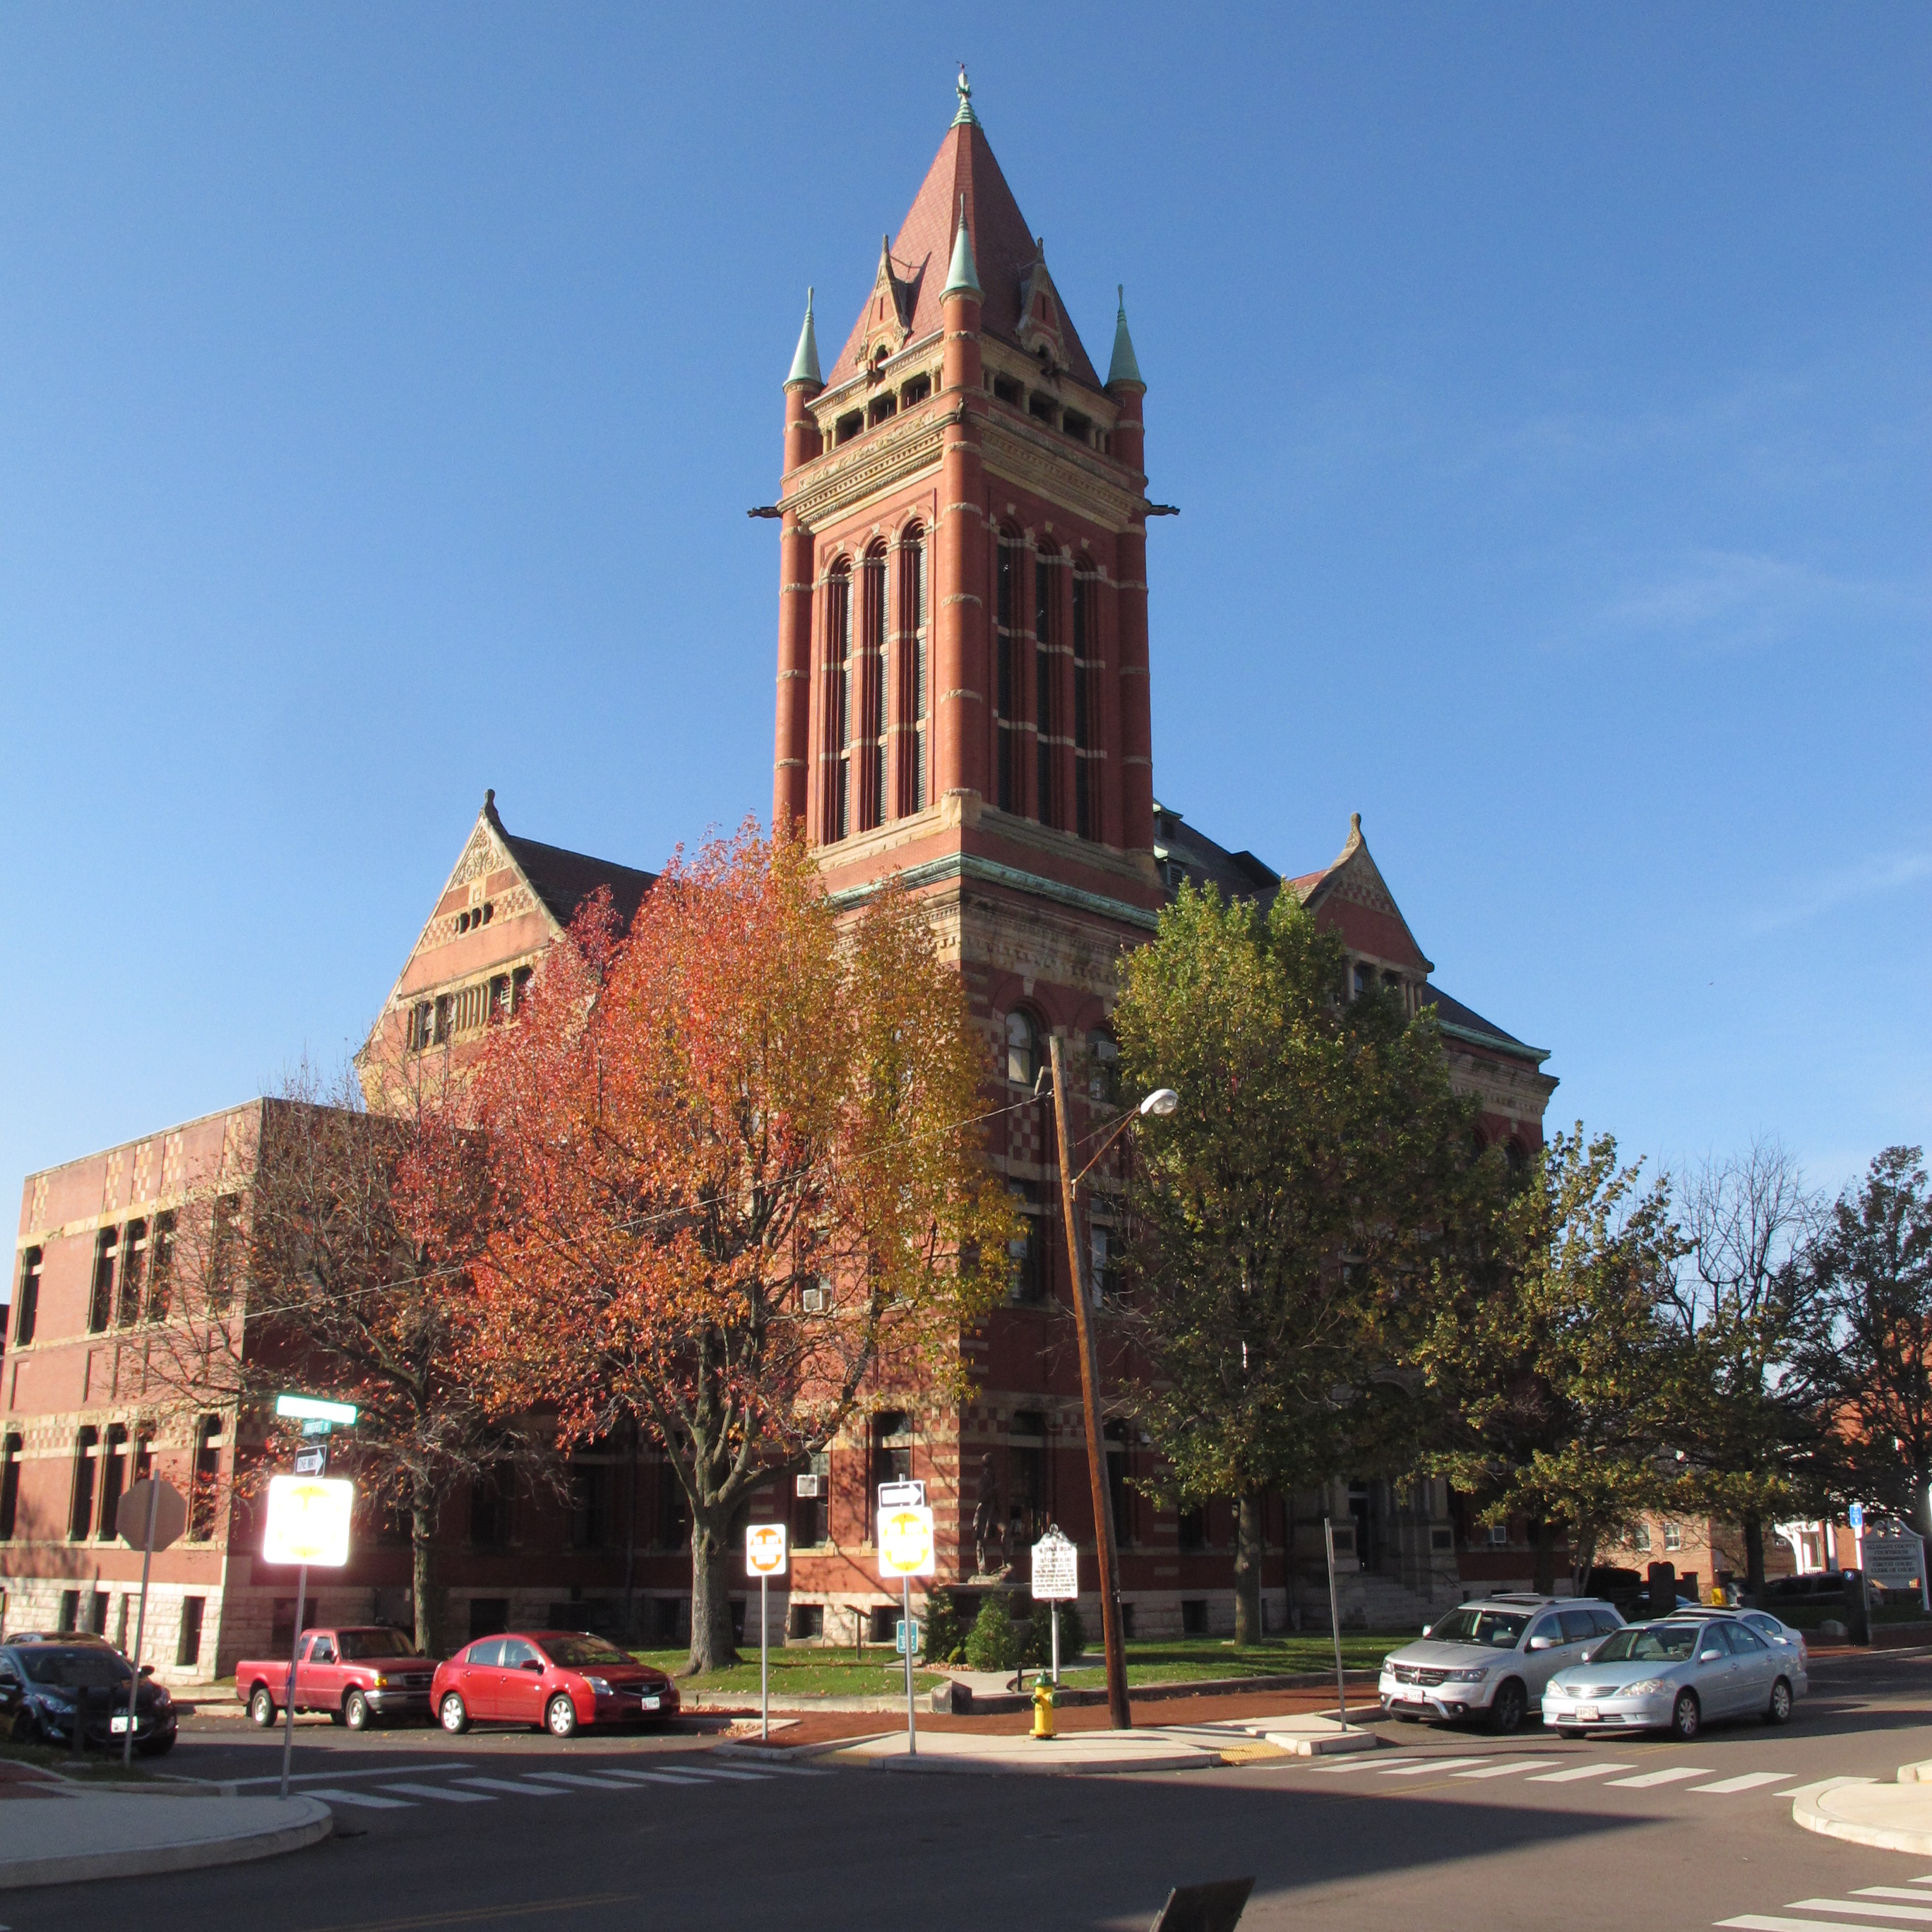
top-left (1763, 1570), bottom-right (1871, 1608)
top-left (431, 1630), bottom-right (681, 1739)
top-left (1671, 1606), bottom-right (1810, 1697)
top-left (0, 1640), bottom-right (177, 1754)
top-left (1542, 1616), bottom-right (1797, 1739)
top-left (1378, 1595), bottom-right (1626, 1734)
top-left (237, 1626), bottom-right (438, 1731)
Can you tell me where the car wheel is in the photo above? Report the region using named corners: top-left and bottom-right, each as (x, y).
top-left (1488, 1680), bottom-right (1527, 1735)
top-left (343, 1690), bottom-right (371, 1731)
top-left (248, 1686), bottom-right (276, 1729)
top-left (1671, 1690), bottom-right (1701, 1739)
top-left (439, 1693), bottom-right (470, 1735)
top-left (545, 1695), bottom-right (579, 1740)
top-left (1766, 1677), bottom-right (1794, 1725)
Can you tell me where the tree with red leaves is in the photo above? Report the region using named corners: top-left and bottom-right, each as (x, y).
top-left (461, 824), bottom-right (1010, 1673)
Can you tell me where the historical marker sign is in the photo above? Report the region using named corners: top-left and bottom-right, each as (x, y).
top-left (1030, 1526), bottom-right (1080, 1601)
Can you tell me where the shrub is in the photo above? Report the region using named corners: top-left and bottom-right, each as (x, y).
top-left (1021, 1596), bottom-right (1087, 1669)
top-left (964, 1592), bottom-right (1020, 1672)
top-left (922, 1587), bottom-right (967, 1666)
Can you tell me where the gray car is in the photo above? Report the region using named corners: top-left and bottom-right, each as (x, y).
top-left (1378, 1596), bottom-right (1626, 1734)
top-left (1542, 1616), bottom-right (1798, 1740)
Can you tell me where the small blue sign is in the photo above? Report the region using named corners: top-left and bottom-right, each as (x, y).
top-left (1849, 1503), bottom-right (1864, 1532)
top-left (895, 1618), bottom-right (919, 1655)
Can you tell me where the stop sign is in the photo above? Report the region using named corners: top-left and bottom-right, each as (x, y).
top-left (116, 1477), bottom-right (188, 1552)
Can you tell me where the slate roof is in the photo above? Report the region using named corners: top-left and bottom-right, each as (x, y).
top-left (483, 798), bottom-right (656, 931)
top-left (825, 116), bottom-right (1102, 392)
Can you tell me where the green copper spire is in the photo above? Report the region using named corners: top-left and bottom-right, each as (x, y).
top-left (785, 287), bottom-right (822, 389)
top-left (942, 196), bottom-right (981, 300)
top-left (952, 64), bottom-right (979, 127)
top-left (1106, 285), bottom-right (1145, 390)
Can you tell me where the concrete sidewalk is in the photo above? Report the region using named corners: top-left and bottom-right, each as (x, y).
top-left (1793, 1763), bottom-right (1932, 1854)
top-left (0, 1776), bottom-right (333, 1890)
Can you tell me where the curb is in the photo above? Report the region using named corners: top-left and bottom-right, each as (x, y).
top-left (0, 1797), bottom-right (333, 1892)
top-left (931, 1667), bottom-right (1383, 1717)
top-left (866, 1747), bottom-right (1215, 1777)
top-left (1790, 1779), bottom-right (1909, 1854)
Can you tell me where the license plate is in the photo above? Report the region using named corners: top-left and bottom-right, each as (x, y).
top-left (642, 1695), bottom-right (660, 1710)
top-left (110, 1715), bottom-right (133, 1734)
top-left (1578, 1705), bottom-right (1599, 1722)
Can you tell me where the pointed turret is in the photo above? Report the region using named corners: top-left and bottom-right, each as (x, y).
top-left (942, 194), bottom-right (982, 300)
top-left (1106, 286), bottom-right (1145, 392)
top-left (785, 288), bottom-right (823, 390)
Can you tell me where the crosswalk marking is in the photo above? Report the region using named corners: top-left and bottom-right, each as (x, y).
top-left (527, 1771), bottom-right (651, 1791)
top-left (1316, 1755), bottom-right (1422, 1774)
top-left (306, 1787), bottom-right (415, 1809)
top-left (1527, 1762), bottom-right (1638, 1782)
top-left (453, 1777), bottom-right (567, 1796)
top-left (674, 1765), bottom-right (771, 1782)
top-left (1778, 1777), bottom-right (1877, 1801)
top-left (1790, 1902), bottom-right (1932, 1924)
top-left (1452, 1759), bottom-right (1558, 1780)
top-left (1605, 1765), bottom-right (1716, 1789)
top-left (724, 1759), bottom-right (830, 1777)
top-left (1856, 1891), bottom-right (1932, 1904)
top-left (1693, 1772), bottom-right (1790, 1794)
top-left (591, 1767), bottom-right (710, 1787)
top-left (1719, 1916), bottom-right (1912, 1931)
top-left (378, 1781), bottom-right (494, 1804)
top-left (234, 1761), bottom-right (472, 1788)
top-left (1381, 1757), bottom-right (1485, 1777)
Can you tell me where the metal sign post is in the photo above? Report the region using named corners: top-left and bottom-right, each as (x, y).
top-left (878, 1499), bottom-right (936, 1760)
top-left (1030, 1527), bottom-right (1079, 1688)
top-left (263, 1460), bottom-right (357, 1799)
top-left (1323, 1517), bottom-right (1351, 1732)
top-left (744, 1524), bottom-right (788, 1744)
top-left (114, 1474), bottom-right (184, 1767)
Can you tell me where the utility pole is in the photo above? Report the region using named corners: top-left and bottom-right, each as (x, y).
top-left (1046, 1033), bottom-right (1133, 1731)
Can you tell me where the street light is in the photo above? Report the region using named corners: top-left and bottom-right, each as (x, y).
top-left (1045, 1034), bottom-right (1178, 1732)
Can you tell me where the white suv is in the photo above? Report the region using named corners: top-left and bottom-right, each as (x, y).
top-left (1378, 1595), bottom-right (1627, 1734)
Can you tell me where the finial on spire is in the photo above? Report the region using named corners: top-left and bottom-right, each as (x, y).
top-left (1107, 285), bottom-right (1145, 390)
top-left (785, 286), bottom-right (822, 389)
top-left (942, 193), bottom-right (982, 299)
top-left (953, 64), bottom-right (979, 127)
top-left (1349, 811), bottom-right (1363, 838)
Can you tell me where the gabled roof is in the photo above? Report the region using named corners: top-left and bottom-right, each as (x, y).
top-left (485, 794), bottom-right (655, 931)
top-left (825, 109), bottom-right (1101, 391)
top-left (1287, 813), bottom-right (1433, 976)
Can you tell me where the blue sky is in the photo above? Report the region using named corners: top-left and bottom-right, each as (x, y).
top-left (2, 4), bottom-right (1926, 1239)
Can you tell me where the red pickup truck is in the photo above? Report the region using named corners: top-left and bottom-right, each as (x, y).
top-left (239, 1626), bottom-right (439, 1731)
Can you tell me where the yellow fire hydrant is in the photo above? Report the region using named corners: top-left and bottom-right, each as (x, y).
top-left (1031, 1674), bottom-right (1057, 1740)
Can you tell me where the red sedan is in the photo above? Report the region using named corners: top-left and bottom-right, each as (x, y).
top-left (431, 1630), bottom-right (681, 1739)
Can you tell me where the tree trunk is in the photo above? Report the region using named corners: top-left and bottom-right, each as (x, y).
top-left (688, 1510), bottom-right (739, 1675)
top-left (1532, 1517), bottom-right (1558, 1595)
top-left (411, 1474), bottom-right (440, 1657)
top-left (1234, 1491), bottom-right (1265, 1646)
top-left (1743, 1513), bottom-right (1766, 1596)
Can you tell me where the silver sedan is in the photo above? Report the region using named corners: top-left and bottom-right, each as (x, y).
top-left (1541, 1618), bottom-right (1799, 1741)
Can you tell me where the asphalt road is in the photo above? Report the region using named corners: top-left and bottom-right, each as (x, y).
top-left (13, 1650), bottom-right (1932, 1932)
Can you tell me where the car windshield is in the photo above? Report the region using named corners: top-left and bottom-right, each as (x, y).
top-left (19, 1647), bottom-right (133, 1688)
top-left (1426, 1609), bottom-right (1530, 1649)
top-left (541, 1635), bottom-right (632, 1667)
top-left (338, 1630), bottom-right (419, 1661)
top-left (1591, 1625), bottom-right (1700, 1664)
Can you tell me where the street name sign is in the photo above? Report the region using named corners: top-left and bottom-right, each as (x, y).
top-left (746, 1522), bottom-right (789, 1577)
top-left (275, 1393), bottom-right (359, 1427)
top-left (1030, 1526), bottom-right (1079, 1601)
top-left (879, 1504), bottom-right (936, 1578)
top-left (262, 1475), bottom-right (354, 1567)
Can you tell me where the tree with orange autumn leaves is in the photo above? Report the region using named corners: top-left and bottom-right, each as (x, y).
top-left (451, 825), bottom-right (1013, 1672)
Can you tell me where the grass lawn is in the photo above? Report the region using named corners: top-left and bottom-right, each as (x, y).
top-left (1054, 1635), bottom-right (1410, 1687)
top-left (625, 1647), bottom-right (943, 1699)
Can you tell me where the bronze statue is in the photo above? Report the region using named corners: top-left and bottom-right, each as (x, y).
top-left (972, 1452), bottom-right (1006, 1575)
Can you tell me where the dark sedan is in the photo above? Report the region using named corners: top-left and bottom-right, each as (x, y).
top-left (0, 1640), bottom-right (178, 1755)
top-left (431, 1630), bottom-right (680, 1738)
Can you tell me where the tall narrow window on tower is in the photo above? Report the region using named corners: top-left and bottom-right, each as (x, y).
top-left (1073, 568), bottom-right (1096, 840)
top-left (995, 530), bottom-right (1020, 813)
top-left (827, 558), bottom-right (854, 841)
top-left (1035, 549), bottom-right (1060, 829)
top-left (898, 523), bottom-right (929, 814)
top-left (861, 542), bottom-right (888, 831)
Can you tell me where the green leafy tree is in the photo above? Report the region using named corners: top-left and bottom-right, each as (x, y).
top-left (1796, 1147), bottom-right (1932, 1539)
top-left (1417, 1128), bottom-right (1687, 1592)
top-left (1114, 883), bottom-right (1486, 1643)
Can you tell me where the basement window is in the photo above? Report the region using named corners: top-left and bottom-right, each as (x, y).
top-left (834, 411), bottom-right (864, 444)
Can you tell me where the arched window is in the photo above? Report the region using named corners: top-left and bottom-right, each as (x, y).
top-left (1005, 1009), bottom-right (1038, 1087)
top-left (1073, 566), bottom-right (1098, 840)
top-left (826, 559), bottom-right (853, 840)
top-left (1034, 548), bottom-right (1063, 829)
top-left (994, 529), bottom-right (1022, 812)
top-left (860, 541), bottom-right (888, 830)
top-left (897, 523), bottom-right (929, 815)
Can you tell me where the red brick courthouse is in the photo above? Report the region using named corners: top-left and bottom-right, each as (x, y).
top-left (3, 78), bottom-right (1556, 1681)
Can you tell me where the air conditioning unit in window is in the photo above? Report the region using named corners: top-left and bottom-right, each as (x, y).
top-left (794, 1474), bottom-right (821, 1498)
top-left (801, 1285), bottom-right (829, 1314)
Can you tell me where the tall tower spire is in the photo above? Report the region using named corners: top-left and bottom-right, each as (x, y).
top-left (942, 195), bottom-right (981, 299)
top-left (1106, 286), bottom-right (1145, 391)
top-left (785, 288), bottom-right (822, 389)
